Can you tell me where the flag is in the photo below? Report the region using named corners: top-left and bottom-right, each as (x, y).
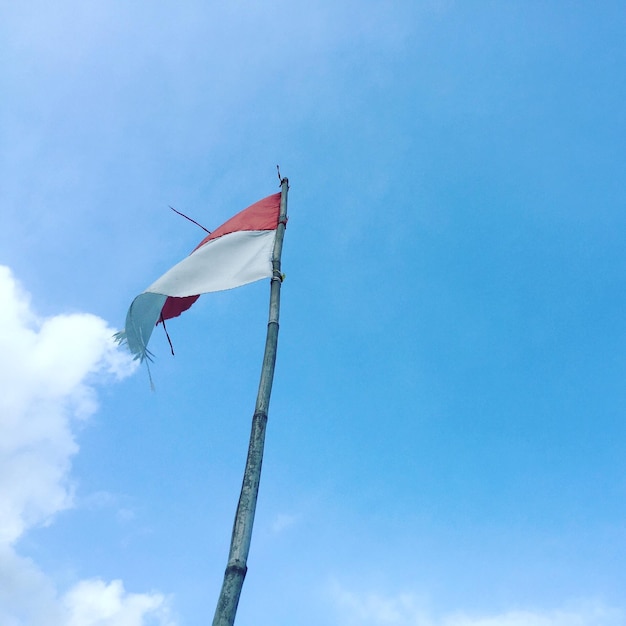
top-left (116, 192), bottom-right (282, 361)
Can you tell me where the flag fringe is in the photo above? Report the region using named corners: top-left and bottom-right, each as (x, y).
top-left (113, 329), bottom-right (155, 363)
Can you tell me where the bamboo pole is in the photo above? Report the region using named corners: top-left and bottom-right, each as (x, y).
top-left (212, 177), bottom-right (289, 626)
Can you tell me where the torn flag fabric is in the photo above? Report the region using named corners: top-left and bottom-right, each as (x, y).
top-left (116, 192), bottom-right (282, 361)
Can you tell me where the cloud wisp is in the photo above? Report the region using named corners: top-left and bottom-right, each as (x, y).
top-left (331, 584), bottom-right (624, 626)
top-left (0, 265), bottom-right (175, 626)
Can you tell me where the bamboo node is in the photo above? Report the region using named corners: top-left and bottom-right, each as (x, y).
top-left (225, 563), bottom-right (248, 578)
top-left (253, 410), bottom-right (268, 424)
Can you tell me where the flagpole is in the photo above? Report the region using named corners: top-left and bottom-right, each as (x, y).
top-left (212, 177), bottom-right (289, 626)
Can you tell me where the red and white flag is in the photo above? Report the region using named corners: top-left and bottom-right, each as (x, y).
top-left (116, 192), bottom-right (282, 361)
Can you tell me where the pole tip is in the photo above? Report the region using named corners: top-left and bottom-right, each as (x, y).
top-left (277, 165), bottom-right (288, 188)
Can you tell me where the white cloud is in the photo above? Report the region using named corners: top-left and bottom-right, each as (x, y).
top-left (81, 491), bottom-right (136, 524)
top-left (0, 265), bottom-right (174, 626)
top-left (0, 265), bottom-right (133, 544)
top-left (271, 513), bottom-right (298, 533)
top-left (0, 552), bottom-right (174, 626)
top-left (64, 579), bottom-right (174, 626)
top-left (331, 585), bottom-right (429, 626)
top-left (0, 548), bottom-right (64, 626)
top-left (445, 605), bottom-right (625, 626)
top-left (331, 584), bottom-right (624, 626)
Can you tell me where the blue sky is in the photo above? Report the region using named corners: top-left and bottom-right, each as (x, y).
top-left (1, 2), bottom-right (626, 625)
